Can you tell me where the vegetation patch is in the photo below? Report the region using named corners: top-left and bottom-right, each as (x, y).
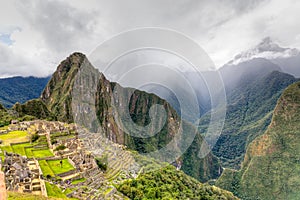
top-left (8, 191), bottom-right (69, 200)
top-left (32, 149), bottom-right (54, 158)
top-left (54, 145), bottom-right (66, 151)
top-left (71, 178), bottom-right (86, 185)
top-left (25, 147), bottom-right (35, 158)
top-left (1, 145), bottom-right (13, 153)
top-left (38, 160), bottom-right (55, 177)
top-left (45, 182), bottom-right (68, 198)
top-left (30, 133), bottom-right (39, 143)
top-left (95, 155), bottom-right (108, 171)
top-left (117, 165), bottom-right (237, 200)
top-left (11, 142), bottom-right (32, 156)
top-left (47, 159), bottom-right (75, 175)
top-left (0, 131), bottom-right (29, 145)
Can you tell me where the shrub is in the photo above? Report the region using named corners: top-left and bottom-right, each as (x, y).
top-left (31, 133), bottom-right (39, 143)
top-left (95, 155), bottom-right (108, 171)
top-left (54, 145), bottom-right (66, 151)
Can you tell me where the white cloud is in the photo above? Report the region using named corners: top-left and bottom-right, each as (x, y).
top-left (203, 0), bottom-right (300, 66)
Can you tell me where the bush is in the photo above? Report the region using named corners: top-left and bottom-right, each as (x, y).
top-left (54, 145), bottom-right (66, 151)
top-left (95, 155), bottom-right (108, 171)
top-left (31, 133), bottom-right (39, 143)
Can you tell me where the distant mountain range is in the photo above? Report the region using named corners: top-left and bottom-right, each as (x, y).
top-left (0, 76), bottom-right (50, 108)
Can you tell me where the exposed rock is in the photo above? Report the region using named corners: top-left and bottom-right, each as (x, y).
top-left (40, 52), bottom-right (221, 182)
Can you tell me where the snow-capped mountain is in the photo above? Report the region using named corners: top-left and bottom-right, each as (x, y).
top-left (228, 37), bottom-right (299, 65)
top-left (226, 37), bottom-right (300, 77)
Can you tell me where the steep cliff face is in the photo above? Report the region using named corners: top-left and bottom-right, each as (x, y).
top-left (217, 81), bottom-right (300, 200)
top-left (41, 52), bottom-right (85, 123)
top-left (40, 52), bottom-right (221, 182)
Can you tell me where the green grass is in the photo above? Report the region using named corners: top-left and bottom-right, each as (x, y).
top-left (0, 126), bottom-right (8, 130)
top-left (38, 160), bottom-right (55, 177)
top-left (64, 188), bottom-right (75, 195)
top-left (1, 145), bottom-right (13, 153)
top-left (11, 142), bottom-right (32, 156)
top-left (47, 159), bottom-right (75, 175)
top-left (71, 178), bottom-right (86, 185)
top-left (25, 147), bottom-right (35, 158)
top-left (45, 182), bottom-right (67, 198)
top-left (0, 131), bottom-right (29, 145)
top-left (8, 191), bottom-right (70, 200)
top-left (0, 150), bottom-right (4, 161)
top-left (32, 149), bottom-right (54, 158)
top-left (0, 145), bottom-right (13, 161)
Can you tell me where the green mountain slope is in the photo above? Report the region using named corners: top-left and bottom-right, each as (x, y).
top-left (12, 99), bottom-right (54, 120)
top-left (199, 70), bottom-right (297, 169)
top-left (0, 76), bottom-right (49, 108)
top-left (0, 103), bottom-right (12, 127)
top-left (0, 103), bottom-right (42, 127)
top-left (118, 165), bottom-right (238, 200)
top-left (40, 52), bottom-right (221, 182)
top-left (216, 81), bottom-right (300, 200)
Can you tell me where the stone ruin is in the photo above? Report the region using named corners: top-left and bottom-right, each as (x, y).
top-left (3, 152), bottom-right (46, 196)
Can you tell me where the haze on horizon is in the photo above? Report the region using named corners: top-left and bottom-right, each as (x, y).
top-left (1, 0), bottom-right (300, 78)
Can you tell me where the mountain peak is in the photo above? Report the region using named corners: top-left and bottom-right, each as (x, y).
top-left (68, 52), bottom-right (86, 60)
top-left (228, 37), bottom-right (300, 65)
top-left (57, 52), bottom-right (87, 71)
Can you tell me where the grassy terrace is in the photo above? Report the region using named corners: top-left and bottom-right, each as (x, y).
top-left (39, 159), bottom-right (75, 177)
top-left (11, 143), bottom-right (32, 156)
top-left (48, 159), bottom-right (75, 174)
top-left (38, 160), bottom-right (55, 177)
top-left (0, 131), bottom-right (29, 145)
top-left (71, 178), bottom-right (86, 185)
top-left (1, 127), bottom-right (78, 199)
top-left (0, 130), bottom-right (53, 160)
top-left (32, 149), bottom-right (54, 158)
top-left (8, 191), bottom-right (73, 200)
top-left (45, 182), bottom-right (69, 199)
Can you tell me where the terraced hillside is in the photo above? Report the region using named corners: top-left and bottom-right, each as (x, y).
top-left (0, 120), bottom-right (238, 200)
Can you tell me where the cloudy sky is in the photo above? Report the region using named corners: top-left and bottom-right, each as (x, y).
top-left (1, 0), bottom-right (300, 78)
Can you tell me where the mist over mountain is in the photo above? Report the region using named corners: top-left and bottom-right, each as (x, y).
top-left (228, 37), bottom-right (300, 78)
top-left (202, 70), bottom-right (297, 168)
